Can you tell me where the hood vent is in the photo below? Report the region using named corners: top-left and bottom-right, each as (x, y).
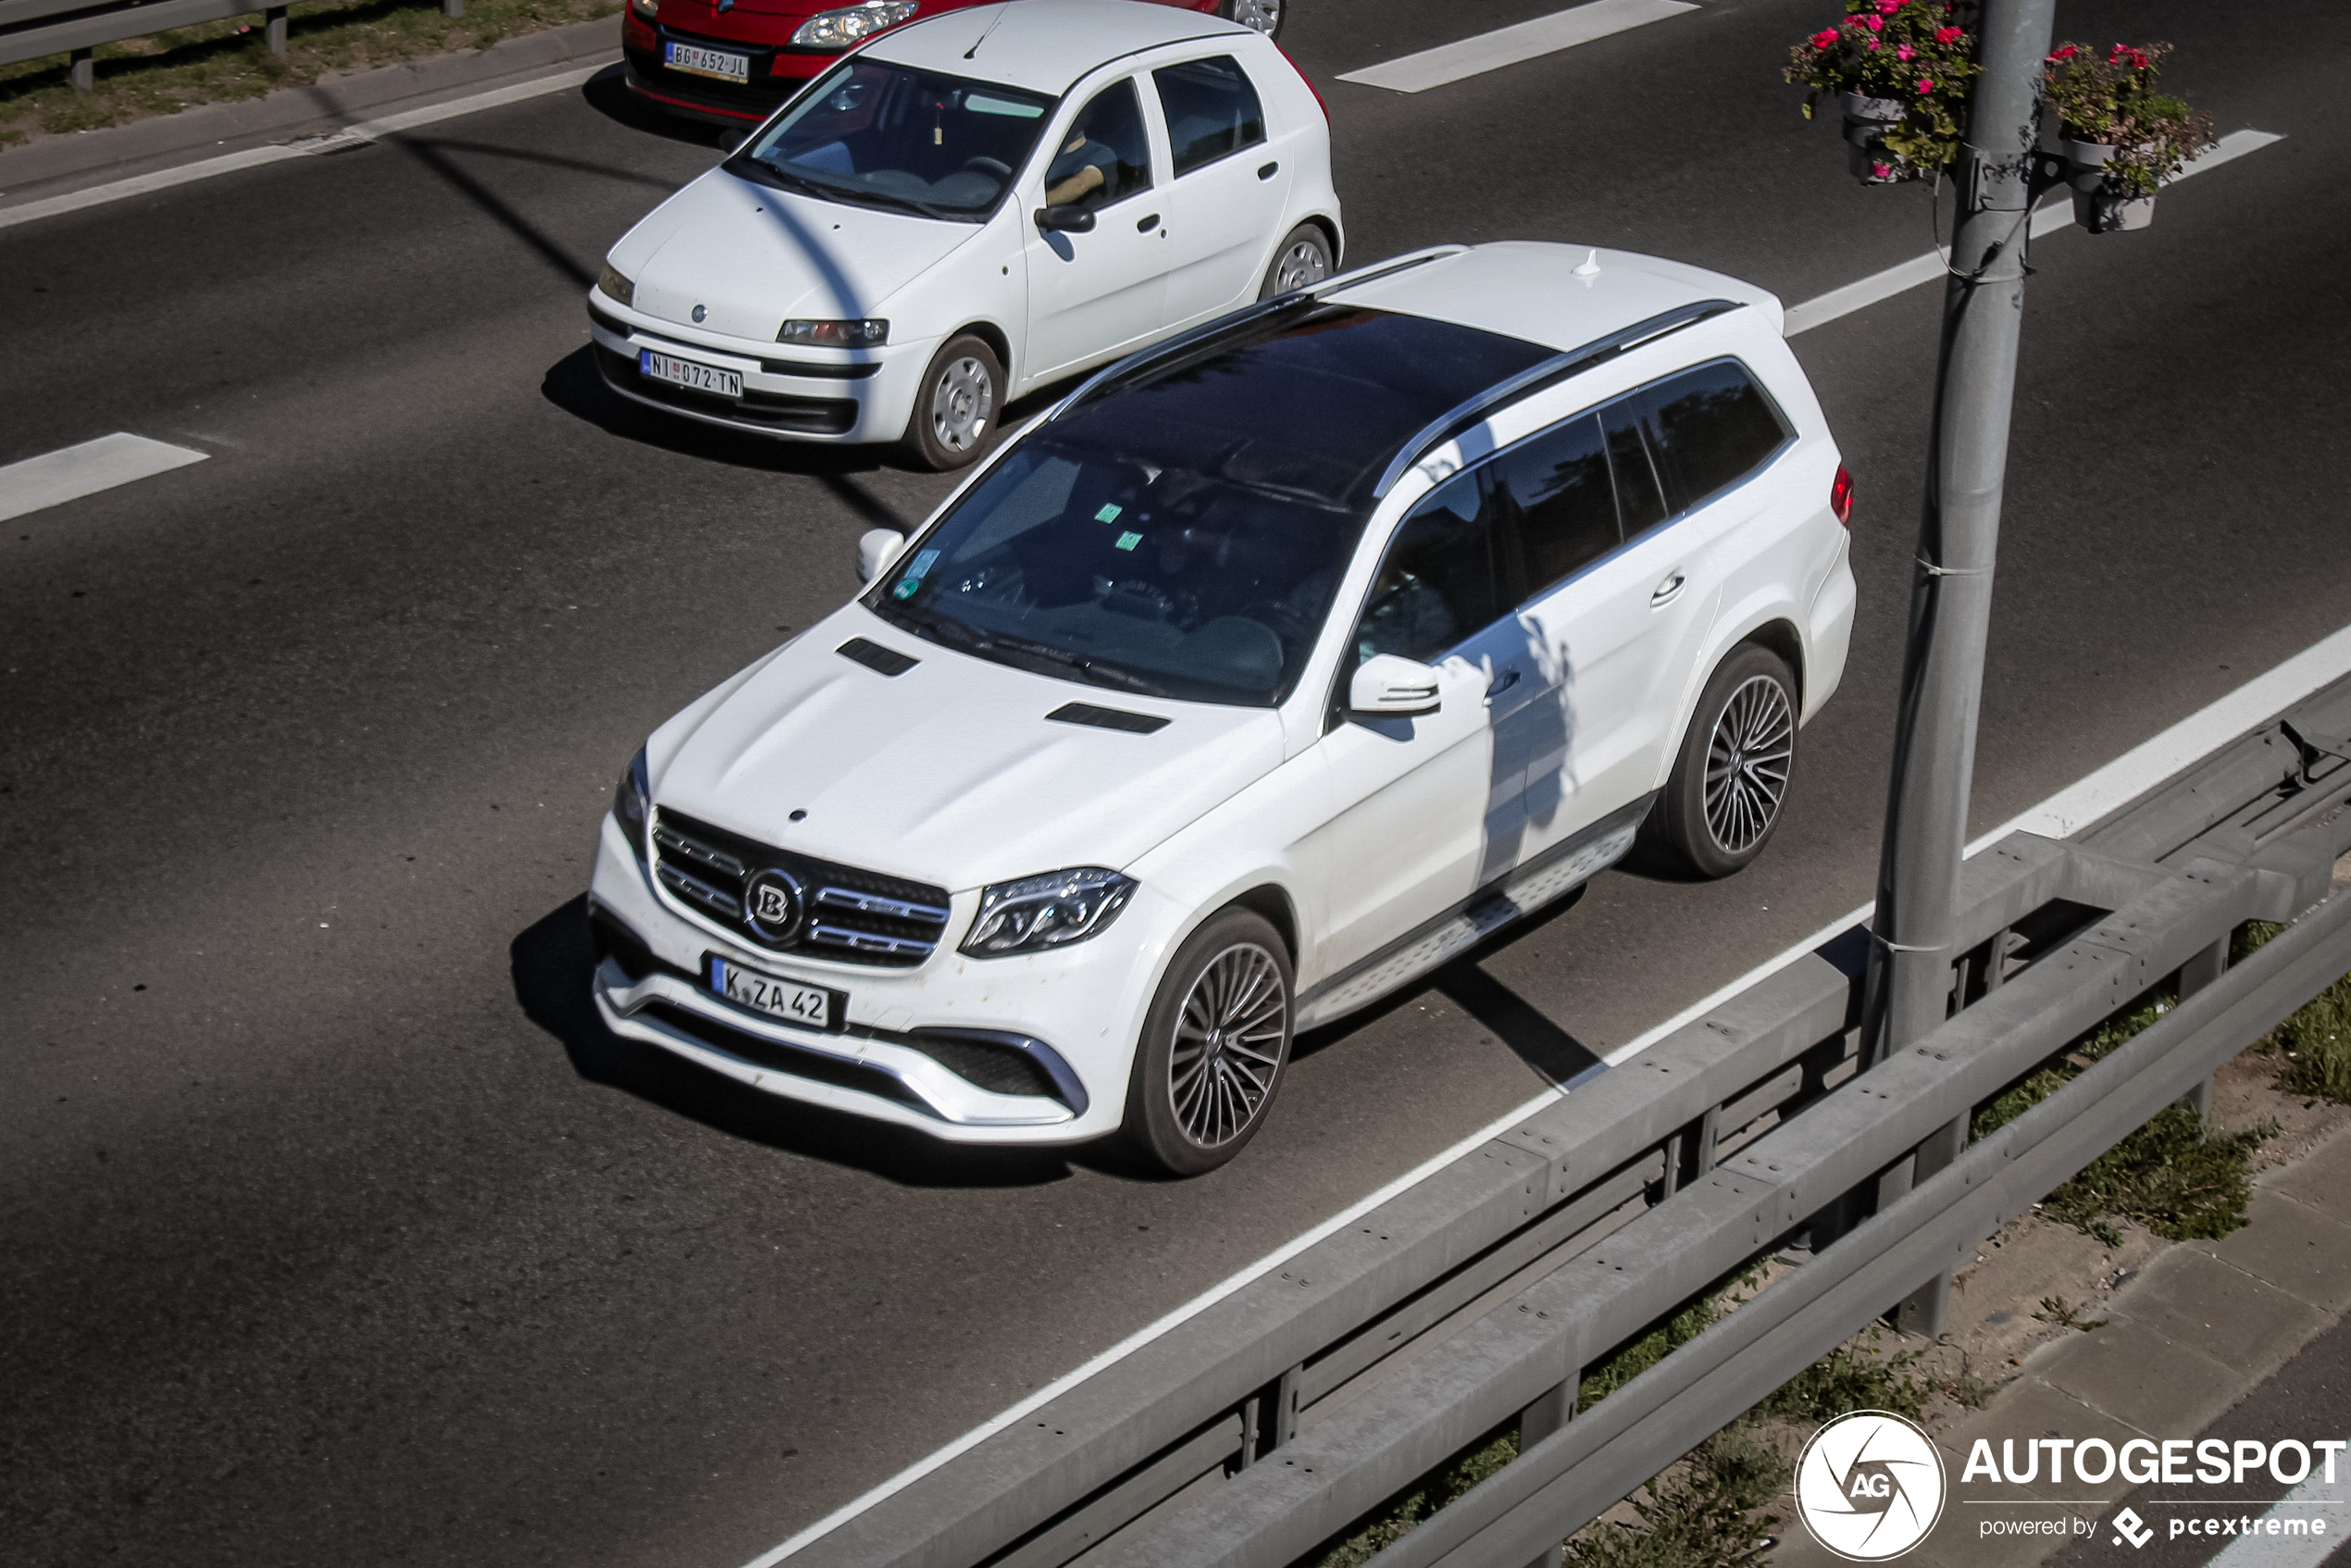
top-left (839, 638), bottom-right (918, 677)
top-left (1047, 703), bottom-right (1169, 735)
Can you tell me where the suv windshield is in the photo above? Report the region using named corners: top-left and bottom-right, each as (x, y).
top-left (729, 61), bottom-right (1053, 221)
top-left (864, 305), bottom-right (1552, 706)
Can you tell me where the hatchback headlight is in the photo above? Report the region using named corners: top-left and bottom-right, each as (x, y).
top-left (791, 1), bottom-right (917, 47)
top-left (777, 317), bottom-right (889, 347)
top-left (613, 746), bottom-right (651, 861)
top-left (961, 868), bottom-right (1137, 957)
top-left (597, 262), bottom-right (636, 307)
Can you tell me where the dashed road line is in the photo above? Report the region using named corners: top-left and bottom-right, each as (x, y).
top-left (1784, 129), bottom-right (2283, 337)
top-left (1337, 0), bottom-right (1699, 94)
top-left (0, 433), bottom-right (208, 524)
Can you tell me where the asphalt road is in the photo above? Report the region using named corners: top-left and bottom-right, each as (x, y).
top-left (5, 1), bottom-right (2349, 1564)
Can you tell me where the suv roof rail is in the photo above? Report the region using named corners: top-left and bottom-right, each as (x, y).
top-left (1371, 296), bottom-right (1746, 499)
top-left (1049, 246), bottom-right (1468, 421)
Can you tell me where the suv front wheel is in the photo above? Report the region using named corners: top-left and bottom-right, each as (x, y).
top-left (1125, 908), bottom-right (1294, 1176)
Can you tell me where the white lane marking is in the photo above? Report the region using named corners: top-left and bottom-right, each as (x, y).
top-left (2200, 1445), bottom-right (2349, 1568)
top-left (1784, 129), bottom-right (2283, 336)
top-left (0, 60), bottom-right (610, 232)
top-left (0, 433), bottom-right (207, 523)
top-left (1337, 0), bottom-right (1698, 94)
top-left (748, 614), bottom-right (2351, 1568)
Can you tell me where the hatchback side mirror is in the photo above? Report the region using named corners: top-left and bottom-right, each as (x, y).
top-left (858, 528), bottom-right (907, 585)
top-left (1034, 204), bottom-right (1097, 234)
top-left (1350, 654), bottom-right (1442, 718)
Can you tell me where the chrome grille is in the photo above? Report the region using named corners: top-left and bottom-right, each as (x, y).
top-left (650, 808), bottom-right (951, 967)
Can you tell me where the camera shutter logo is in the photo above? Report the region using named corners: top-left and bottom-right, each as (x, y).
top-left (743, 867), bottom-right (805, 945)
top-left (1795, 1411), bottom-right (1947, 1561)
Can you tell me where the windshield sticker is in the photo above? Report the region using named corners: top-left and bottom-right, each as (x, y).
top-left (892, 578), bottom-right (922, 599)
top-left (907, 548), bottom-right (940, 578)
top-left (1095, 504), bottom-right (1122, 523)
top-left (1114, 530), bottom-right (1143, 551)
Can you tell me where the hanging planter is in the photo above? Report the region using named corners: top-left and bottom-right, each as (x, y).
top-left (1785, 1), bottom-right (1982, 186)
top-left (2043, 42), bottom-right (2215, 234)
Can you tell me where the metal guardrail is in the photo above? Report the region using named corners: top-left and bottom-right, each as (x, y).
top-left (783, 671), bottom-right (2351, 1568)
top-left (2, 0), bottom-right (466, 81)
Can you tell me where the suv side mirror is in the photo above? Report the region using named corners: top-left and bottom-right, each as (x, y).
top-left (1034, 204), bottom-right (1097, 234)
top-left (1350, 654), bottom-right (1442, 718)
top-left (858, 528), bottom-right (907, 584)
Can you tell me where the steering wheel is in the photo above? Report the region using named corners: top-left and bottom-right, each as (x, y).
top-left (961, 156), bottom-right (1013, 179)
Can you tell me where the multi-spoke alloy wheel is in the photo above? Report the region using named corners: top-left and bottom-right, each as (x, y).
top-left (1127, 908), bottom-right (1294, 1176)
top-left (1702, 673), bottom-right (1795, 855)
top-left (1647, 642), bottom-right (1799, 879)
top-left (903, 333), bottom-right (1004, 470)
top-left (1168, 944), bottom-right (1287, 1149)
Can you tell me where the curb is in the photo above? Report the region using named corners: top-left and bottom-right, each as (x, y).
top-left (0, 13), bottom-right (623, 217)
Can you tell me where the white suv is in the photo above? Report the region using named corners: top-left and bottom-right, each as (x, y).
top-left (588, 242), bottom-right (1858, 1174)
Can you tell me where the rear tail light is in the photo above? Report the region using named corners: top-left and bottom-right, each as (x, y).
top-left (1277, 44), bottom-right (1328, 122)
top-left (1830, 464), bottom-right (1853, 526)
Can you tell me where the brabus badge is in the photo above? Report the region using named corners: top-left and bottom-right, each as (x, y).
top-left (743, 868), bottom-right (804, 944)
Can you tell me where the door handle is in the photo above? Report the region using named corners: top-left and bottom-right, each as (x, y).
top-left (1257, 161), bottom-right (1279, 180)
top-left (1485, 668), bottom-right (1522, 703)
top-left (1136, 212), bottom-right (1161, 232)
top-left (1650, 573), bottom-right (1686, 607)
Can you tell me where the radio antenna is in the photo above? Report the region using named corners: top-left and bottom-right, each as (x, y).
top-left (963, 2), bottom-right (1007, 57)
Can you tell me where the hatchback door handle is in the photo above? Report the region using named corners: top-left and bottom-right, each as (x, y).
top-left (1485, 668), bottom-right (1522, 702)
top-left (1650, 573), bottom-right (1686, 607)
top-left (1257, 161), bottom-right (1279, 180)
top-left (1137, 212), bottom-right (1161, 232)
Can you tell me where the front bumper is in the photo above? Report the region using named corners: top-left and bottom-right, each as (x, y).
top-left (588, 293), bottom-right (929, 445)
top-left (623, 26), bottom-right (834, 125)
top-left (587, 812), bottom-right (1163, 1144)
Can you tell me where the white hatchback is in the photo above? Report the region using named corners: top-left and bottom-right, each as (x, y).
top-left (588, 243), bottom-right (1859, 1174)
top-left (586, 0), bottom-right (1341, 467)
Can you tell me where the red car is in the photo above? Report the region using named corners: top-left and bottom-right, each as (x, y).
top-left (624, 0), bottom-right (1286, 126)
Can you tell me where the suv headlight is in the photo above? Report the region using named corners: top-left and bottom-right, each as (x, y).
top-left (791, 1), bottom-right (917, 49)
top-left (961, 867), bottom-right (1136, 957)
top-left (597, 262), bottom-right (635, 307)
top-left (613, 746), bottom-right (651, 861)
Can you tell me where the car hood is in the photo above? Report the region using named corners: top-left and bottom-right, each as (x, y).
top-left (649, 608), bottom-right (1286, 892)
top-left (616, 168), bottom-right (975, 340)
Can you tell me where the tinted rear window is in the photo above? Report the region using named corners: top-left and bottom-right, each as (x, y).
top-left (1639, 359), bottom-right (1792, 512)
top-left (1154, 56), bottom-right (1265, 177)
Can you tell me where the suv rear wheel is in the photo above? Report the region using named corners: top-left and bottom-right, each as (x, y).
top-left (1646, 642), bottom-right (1799, 879)
top-left (1125, 908), bottom-right (1294, 1176)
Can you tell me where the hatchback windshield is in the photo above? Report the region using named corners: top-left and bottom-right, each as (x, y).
top-left (729, 61), bottom-right (1053, 221)
top-left (864, 305), bottom-right (1552, 706)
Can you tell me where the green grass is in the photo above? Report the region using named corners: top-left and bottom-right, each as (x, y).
top-left (2240, 920), bottom-right (2351, 1102)
top-left (0, 0), bottom-right (617, 145)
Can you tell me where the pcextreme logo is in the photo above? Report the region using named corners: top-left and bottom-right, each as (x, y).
top-left (1795, 1411), bottom-right (1949, 1561)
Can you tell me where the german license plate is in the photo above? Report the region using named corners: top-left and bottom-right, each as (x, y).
top-left (665, 41), bottom-right (750, 82)
top-left (710, 956), bottom-right (843, 1030)
top-left (641, 348), bottom-right (742, 398)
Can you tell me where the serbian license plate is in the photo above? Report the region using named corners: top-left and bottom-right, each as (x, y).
top-left (710, 956), bottom-right (844, 1031)
top-left (641, 348), bottom-right (741, 398)
top-left (665, 41), bottom-right (750, 82)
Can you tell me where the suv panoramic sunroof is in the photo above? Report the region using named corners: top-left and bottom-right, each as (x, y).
top-left (1056, 307), bottom-right (1554, 511)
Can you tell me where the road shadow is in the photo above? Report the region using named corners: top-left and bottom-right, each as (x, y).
top-left (580, 62), bottom-right (745, 153)
top-left (511, 897), bottom-right (1086, 1188)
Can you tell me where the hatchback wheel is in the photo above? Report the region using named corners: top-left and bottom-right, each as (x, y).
top-left (1126, 908), bottom-right (1294, 1176)
top-left (1220, 0), bottom-right (1284, 39)
top-left (1648, 642), bottom-right (1798, 879)
top-left (903, 333), bottom-right (1002, 471)
top-left (1259, 223), bottom-right (1332, 300)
